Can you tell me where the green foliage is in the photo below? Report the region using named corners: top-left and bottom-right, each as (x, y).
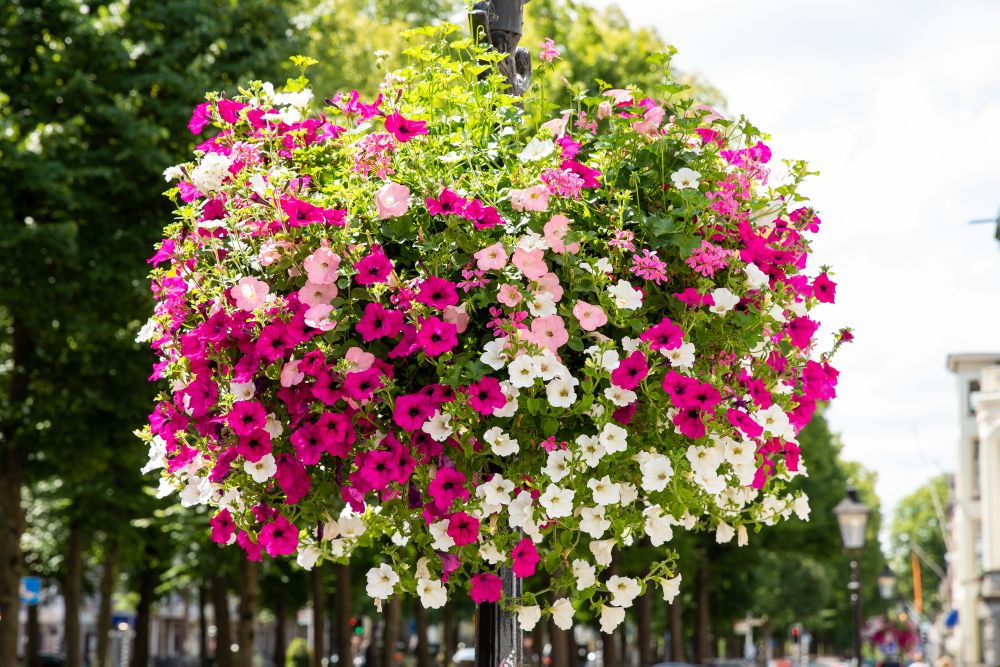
top-left (285, 636), bottom-right (312, 667)
top-left (889, 473), bottom-right (949, 615)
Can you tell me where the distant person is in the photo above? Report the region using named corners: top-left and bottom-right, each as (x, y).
top-left (908, 654), bottom-right (930, 667)
top-left (934, 657), bottom-right (954, 667)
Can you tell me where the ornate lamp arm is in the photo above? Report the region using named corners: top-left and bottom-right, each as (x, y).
top-left (469, 0), bottom-right (532, 96)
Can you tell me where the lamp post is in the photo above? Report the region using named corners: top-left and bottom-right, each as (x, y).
top-left (834, 487), bottom-right (871, 667)
top-left (877, 565), bottom-right (897, 602)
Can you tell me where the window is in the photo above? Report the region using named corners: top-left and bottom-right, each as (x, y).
top-left (973, 438), bottom-right (981, 500)
top-left (970, 379), bottom-right (982, 416)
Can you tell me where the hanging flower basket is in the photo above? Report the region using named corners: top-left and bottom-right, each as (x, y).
top-left (139, 25), bottom-right (849, 630)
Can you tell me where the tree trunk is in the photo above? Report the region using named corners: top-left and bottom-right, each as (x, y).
top-left (442, 603), bottom-right (455, 667)
top-left (548, 616), bottom-right (570, 667)
top-left (532, 615), bottom-right (546, 667)
top-left (382, 595), bottom-right (401, 667)
top-left (131, 545), bottom-right (159, 667)
top-left (27, 597), bottom-right (40, 667)
top-left (236, 559), bottom-right (258, 667)
top-left (0, 321), bottom-right (29, 667)
top-left (694, 565), bottom-right (711, 664)
top-left (274, 584), bottom-right (287, 667)
top-left (96, 537), bottom-right (119, 667)
top-left (199, 582), bottom-right (210, 667)
top-left (637, 588), bottom-right (653, 667)
top-left (212, 572), bottom-right (233, 667)
top-left (669, 602), bottom-right (683, 662)
top-left (336, 564), bottom-right (353, 667)
top-left (602, 555), bottom-right (620, 667)
top-left (64, 521), bottom-right (84, 667)
top-left (311, 566), bottom-right (325, 667)
top-left (415, 601), bottom-right (432, 667)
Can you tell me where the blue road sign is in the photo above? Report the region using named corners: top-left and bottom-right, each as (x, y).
top-left (20, 576), bottom-right (41, 605)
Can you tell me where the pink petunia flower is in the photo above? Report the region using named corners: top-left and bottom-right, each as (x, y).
top-left (543, 214), bottom-right (580, 254)
top-left (236, 428), bottom-right (272, 462)
top-left (303, 246), bottom-right (341, 284)
top-left (475, 242), bottom-right (508, 271)
top-left (353, 245), bottom-right (393, 285)
top-left (210, 509), bottom-right (236, 545)
top-left (416, 316), bottom-right (458, 356)
top-left (572, 301), bottom-right (607, 332)
top-left (640, 317), bottom-right (684, 352)
top-left (511, 537), bottom-right (540, 578)
top-left (447, 511), bottom-right (480, 546)
top-left (375, 182), bottom-right (410, 219)
top-left (512, 248), bottom-right (548, 280)
top-left (384, 112), bottom-right (428, 143)
top-left (610, 351), bottom-right (649, 390)
top-left (304, 304), bottom-right (337, 331)
top-left (228, 400), bottom-right (268, 436)
top-left (469, 572), bottom-right (503, 604)
top-left (231, 277), bottom-right (269, 311)
top-left (299, 281), bottom-right (338, 308)
top-left (258, 515), bottom-right (299, 557)
top-left (497, 284), bottom-right (523, 307)
top-left (539, 38), bottom-right (560, 63)
top-left (393, 393), bottom-right (436, 432)
top-left (416, 276), bottom-right (460, 310)
top-left (356, 303), bottom-right (404, 342)
top-left (510, 184), bottom-right (550, 212)
top-left (466, 376), bottom-right (506, 415)
top-left (529, 315), bottom-right (569, 352)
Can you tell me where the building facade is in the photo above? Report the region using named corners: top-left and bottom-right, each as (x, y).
top-left (946, 353), bottom-right (1000, 665)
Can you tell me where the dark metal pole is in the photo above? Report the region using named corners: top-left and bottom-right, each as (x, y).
top-left (849, 558), bottom-right (862, 666)
top-left (467, 4), bottom-right (530, 665)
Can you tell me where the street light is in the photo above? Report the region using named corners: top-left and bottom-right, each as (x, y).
top-left (834, 488), bottom-right (871, 667)
top-left (877, 565), bottom-right (897, 601)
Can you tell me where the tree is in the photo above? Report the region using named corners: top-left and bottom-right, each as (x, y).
top-left (890, 473), bottom-right (949, 616)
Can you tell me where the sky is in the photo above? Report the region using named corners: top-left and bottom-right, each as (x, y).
top-left (588, 0), bottom-right (1000, 517)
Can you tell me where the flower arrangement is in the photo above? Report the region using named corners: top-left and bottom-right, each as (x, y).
top-left (138, 25), bottom-right (849, 630)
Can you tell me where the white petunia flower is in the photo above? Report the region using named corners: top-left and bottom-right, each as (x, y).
top-left (639, 454), bottom-right (673, 492)
top-left (135, 318), bottom-right (159, 343)
top-left (508, 492), bottom-right (534, 529)
top-left (493, 381), bottom-right (520, 418)
top-left (743, 262), bottom-right (769, 289)
top-left (244, 454), bottom-right (277, 483)
top-left (600, 605), bottom-right (627, 634)
top-left (664, 342), bottom-right (696, 369)
top-left (604, 385), bottom-right (637, 407)
top-left (660, 575), bottom-right (682, 603)
top-left (608, 279), bottom-right (643, 310)
top-left (229, 381), bottom-right (255, 401)
top-left (737, 525), bottom-right (749, 547)
top-left (508, 355), bottom-right (541, 388)
top-left (484, 426), bottom-right (519, 457)
top-left (551, 598), bottom-right (574, 630)
top-left (481, 338), bottom-right (511, 370)
top-left (724, 438), bottom-right (756, 467)
top-left (644, 506), bottom-right (674, 546)
top-left (544, 449), bottom-right (573, 483)
top-left (671, 167), bottom-right (701, 190)
top-left (586, 346), bottom-right (621, 372)
top-left (429, 520), bottom-right (456, 550)
top-left (366, 564), bottom-right (399, 599)
top-left (546, 375), bottom-right (579, 408)
top-left (422, 410), bottom-right (454, 442)
top-left (417, 578), bottom-right (448, 609)
top-left (141, 436), bottom-right (168, 475)
top-left (576, 434), bottom-right (606, 468)
top-left (296, 545), bottom-right (321, 570)
top-left (572, 559), bottom-right (597, 590)
top-left (607, 575), bottom-right (642, 608)
top-left (590, 539), bottom-right (615, 566)
top-left (587, 476), bottom-right (621, 506)
top-left (715, 521), bottom-right (736, 544)
top-left (539, 484), bottom-right (575, 518)
top-left (190, 152), bottom-right (233, 194)
top-left (516, 605), bottom-right (542, 631)
top-left (518, 137), bottom-right (555, 162)
top-left (578, 506), bottom-right (610, 538)
top-left (599, 423), bottom-right (628, 454)
top-left (709, 287), bottom-right (740, 314)
top-left (527, 291), bottom-right (557, 317)
top-left (481, 541), bottom-right (505, 564)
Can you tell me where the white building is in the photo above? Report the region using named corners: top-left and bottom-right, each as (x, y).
top-left (946, 353), bottom-right (1000, 666)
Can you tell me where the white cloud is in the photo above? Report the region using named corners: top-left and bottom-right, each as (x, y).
top-left (589, 0), bottom-right (1000, 515)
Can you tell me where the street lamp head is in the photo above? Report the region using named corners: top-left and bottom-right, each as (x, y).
top-left (878, 564), bottom-right (897, 600)
top-left (834, 487), bottom-right (871, 551)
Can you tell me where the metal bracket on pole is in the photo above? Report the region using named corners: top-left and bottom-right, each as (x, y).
top-left (469, 0), bottom-right (532, 96)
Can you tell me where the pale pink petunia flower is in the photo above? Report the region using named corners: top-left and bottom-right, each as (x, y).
top-left (543, 214), bottom-right (580, 254)
top-left (512, 247), bottom-right (549, 280)
top-left (529, 314), bottom-right (569, 352)
top-left (304, 304), bottom-right (337, 331)
top-left (572, 301), bottom-right (608, 332)
top-left (596, 101), bottom-right (613, 120)
top-left (345, 346), bottom-right (376, 373)
top-left (533, 272), bottom-right (564, 302)
top-left (632, 105), bottom-right (665, 136)
top-left (510, 184), bottom-right (550, 212)
top-left (232, 276), bottom-right (269, 311)
top-left (475, 242), bottom-right (509, 271)
top-left (299, 281), bottom-right (338, 307)
top-left (375, 182), bottom-right (410, 219)
top-left (303, 246), bottom-right (341, 284)
top-left (603, 89), bottom-right (634, 105)
top-left (540, 113), bottom-right (570, 138)
top-left (497, 284), bottom-right (523, 307)
top-left (539, 38), bottom-right (560, 63)
top-left (258, 239), bottom-right (293, 266)
top-left (280, 359), bottom-right (305, 387)
top-left (443, 303), bottom-right (470, 334)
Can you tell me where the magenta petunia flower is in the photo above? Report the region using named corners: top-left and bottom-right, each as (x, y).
top-left (384, 112), bottom-right (428, 143)
top-left (259, 515), bottom-right (299, 557)
top-left (610, 351), bottom-right (649, 390)
top-left (316, 411), bottom-right (356, 458)
top-left (726, 408), bottom-right (764, 439)
top-left (428, 466), bottom-right (469, 513)
top-left (425, 188), bottom-right (468, 217)
top-left (227, 400), bottom-right (267, 437)
top-left (447, 511), bottom-right (480, 546)
top-left (469, 572), bottom-right (503, 604)
top-left (416, 276), bottom-right (460, 310)
top-left (236, 530), bottom-right (262, 561)
top-left (274, 454), bottom-right (310, 505)
top-left (511, 538), bottom-right (540, 578)
top-left (353, 245), bottom-right (393, 285)
top-left (210, 509), bottom-right (236, 545)
top-left (356, 303), bottom-right (404, 342)
top-left (291, 423), bottom-right (327, 466)
top-left (343, 367), bottom-right (384, 402)
top-left (812, 272), bottom-right (836, 304)
top-left (236, 428), bottom-right (272, 462)
top-left (640, 317), bottom-right (684, 352)
top-left (393, 393), bottom-right (436, 432)
top-left (786, 316), bottom-right (819, 350)
top-left (416, 316), bottom-right (458, 357)
top-left (672, 406), bottom-right (706, 439)
top-left (466, 376), bottom-right (506, 415)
